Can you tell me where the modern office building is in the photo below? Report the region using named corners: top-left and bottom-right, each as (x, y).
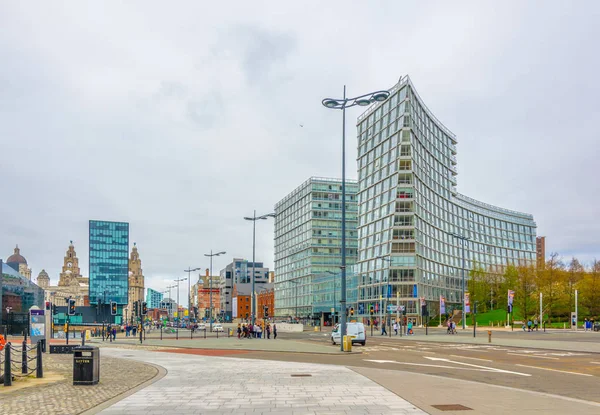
top-left (159, 298), bottom-right (177, 319)
top-left (355, 75), bottom-right (537, 318)
top-left (219, 258), bottom-right (269, 321)
top-left (146, 288), bottom-right (163, 309)
top-left (89, 220), bottom-right (130, 306)
top-left (274, 177), bottom-right (359, 320)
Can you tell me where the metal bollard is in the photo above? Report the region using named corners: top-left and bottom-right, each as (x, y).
top-left (216, 328), bottom-right (219, 339)
top-left (160, 326), bottom-right (163, 340)
top-left (204, 328), bottom-right (206, 339)
top-left (4, 342), bottom-right (12, 386)
top-left (488, 330), bottom-right (492, 343)
top-left (191, 328), bottom-right (193, 339)
top-left (36, 341), bottom-right (43, 378)
top-left (22, 341), bottom-right (28, 374)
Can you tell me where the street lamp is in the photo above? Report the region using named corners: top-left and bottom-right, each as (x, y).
top-left (184, 267), bottom-right (201, 321)
top-left (326, 270), bottom-right (338, 325)
top-left (166, 285), bottom-right (176, 322)
top-left (449, 232), bottom-right (470, 329)
top-left (244, 211), bottom-right (276, 325)
top-left (322, 86), bottom-right (390, 351)
top-left (289, 279), bottom-right (299, 321)
top-left (204, 250), bottom-right (226, 332)
top-left (174, 278), bottom-right (186, 337)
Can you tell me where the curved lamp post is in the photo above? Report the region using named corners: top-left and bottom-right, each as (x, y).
top-left (244, 211), bottom-right (276, 325)
top-left (184, 267), bottom-right (201, 321)
top-left (204, 250), bottom-right (226, 332)
top-left (322, 87), bottom-right (390, 351)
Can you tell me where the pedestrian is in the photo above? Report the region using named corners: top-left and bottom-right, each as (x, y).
top-left (527, 319), bottom-right (532, 332)
top-left (112, 327), bottom-right (117, 340)
top-left (237, 324), bottom-right (242, 339)
top-left (534, 318), bottom-right (538, 331)
top-left (381, 321), bottom-right (387, 336)
top-left (393, 322), bottom-right (398, 336)
top-left (407, 320), bottom-right (413, 335)
top-left (447, 320), bottom-right (452, 334)
top-left (132, 325), bottom-right (137, 336)
top-left (257, 324), bottom-right (262, 339)
top-left (451, 321), bottom-right (456, 334)
top-left (273, 323), bottom-right (277, 339)
top-left (266, 323), bottom-right (271, 339)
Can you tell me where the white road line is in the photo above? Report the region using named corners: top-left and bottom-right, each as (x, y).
top-left (507, 353), bottom-right (559, 360)
top-left (363, 359), bottom-right (512, 373)
top-left (590, 362), bottom-right (600, 365)
top-left (424, 356), bottom-right (530, 376)
top-left (450, 355), bottom-right (493, 362)
top-left (515, 364), bottom-right (593, 377)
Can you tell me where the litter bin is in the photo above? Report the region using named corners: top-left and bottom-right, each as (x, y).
top-left (343, 335), bottom-right (355, 352)
top-left (73, 345), bottom-right (99, 385)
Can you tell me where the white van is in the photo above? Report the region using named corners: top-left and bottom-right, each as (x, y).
top-left (331, 322), bottom-right (366, 346)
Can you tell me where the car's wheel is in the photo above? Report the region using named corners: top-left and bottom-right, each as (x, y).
top-left (331, 339), bottom-right (335, 345)
top-left (361, 341), bottom-right (366, 346)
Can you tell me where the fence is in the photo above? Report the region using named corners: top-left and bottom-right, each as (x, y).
top-left (1, 340), bottom-right (44, 386)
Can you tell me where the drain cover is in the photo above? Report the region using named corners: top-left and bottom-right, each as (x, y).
top-left (432, 404), bottom-right (473, 411)
top-left (291, 374), bottom-right (312, 377)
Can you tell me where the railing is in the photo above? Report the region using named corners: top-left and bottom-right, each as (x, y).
top-left (1, 340), bottom-right (44, 386)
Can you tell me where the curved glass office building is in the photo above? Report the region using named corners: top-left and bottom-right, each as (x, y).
top-left (356, 75), bottom-right (537, 318)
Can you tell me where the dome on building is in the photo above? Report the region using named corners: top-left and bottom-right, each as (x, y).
top-left (38, 269), bottom-right (49, 279)
top-left (7, 245), bottom-right (27, 265)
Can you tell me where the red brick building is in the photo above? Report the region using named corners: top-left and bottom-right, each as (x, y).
top-left (256, 288), bottom-right (274, 319)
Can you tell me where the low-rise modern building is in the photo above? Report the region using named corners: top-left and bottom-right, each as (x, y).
top-left (219, 258), bottom-right (269, 322)
top-left (1, 259), bottom-right (45, 334)
top-left (159, 298), bottom-right (177, 319)
top-left (274, 177), bottom-right (358, 320)
top-left (354, 75), bottom-right (537, 319)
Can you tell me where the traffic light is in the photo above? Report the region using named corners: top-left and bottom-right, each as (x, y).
top-left (52, 304), bottom-right (57, 316)
top-left (345, 307), bottom-right (349, 317)
top-left (142, 302), bottom-right (148, 315)
top-left (111, 301), bottom-right (117, 315)
top-left (68, 299), bottom-right (76, 315)
top-left (264, 306), bottom-right (269, 318)
top-left (350, 307), bottom-right (354, 316)
top-left (402, 307), bottom-right (406, 316)
top-left (370, 307), bottom-right (374, 316)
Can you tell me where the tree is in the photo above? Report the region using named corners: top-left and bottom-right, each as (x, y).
top-left (468, 263), bottom-right (490, 313)
top-left (566, 258), bottom-right (584, 311)
top-left (516, 265), bottom-right (537, 320)
top-left (502, 264), bottom-right (519, 317)
top-left (579, 260), bottom-right (600, 318)
top-left (535, 253), bottom-right (566, 322)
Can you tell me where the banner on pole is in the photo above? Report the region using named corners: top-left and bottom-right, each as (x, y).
top-left (464, 292), bottom-right (470, 313)
top-left (508, 289), bottom-right (515, 312)
top-left (440, 296), bottom-right (446, 315)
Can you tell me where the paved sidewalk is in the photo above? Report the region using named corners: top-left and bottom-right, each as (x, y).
top-left (89, 336), bottom-right (347, 354)
top-left (96, 347), bottom-right (425, 414)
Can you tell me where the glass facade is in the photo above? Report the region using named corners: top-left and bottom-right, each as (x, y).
top-left (1, 262), bottom-right (45, 333)
top-left (311, 265), bottom-right (358, 322)
top-left (355, 76), bottom-right (537, 317)
top-left (274, 177), bottom-right (358, 318)
top-left (146, 288), bottom-right (163, 309)
top-left (89, 220), bottom-right (130, 305)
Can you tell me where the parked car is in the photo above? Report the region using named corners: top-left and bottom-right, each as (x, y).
top-left (594, 322), bottom-right (600, 332)
top-left (331, 322), bottom-right (366, 346)
top-left (212, 324), bottom-right (224, 332)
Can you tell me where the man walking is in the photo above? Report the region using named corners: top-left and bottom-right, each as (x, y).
top-left (273, 323), bottom-right (277, 339)
top-left (393, 321), bottom-right (398, 336)
top-left (381, 320), bottom-right (387, 336)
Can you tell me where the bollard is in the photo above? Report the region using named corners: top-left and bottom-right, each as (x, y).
top-left (160, 326), bottom-right (163, 340)
top-left (22, 341), bottom-right (28, 374)
top-left (217, 328), bottom-right (219, 339)
top-left (488, 330), bottom-right (492, 343)
top-left (191, 328), bottom-right (193, 339)
top-left (36, 341), bottom-right (43, 378)
top-left (82, 332), bottom-right (85, 347)
top-left (4, 342), bottom-right (12, 386)
top-left (204, 328), bottom-right (206, 339)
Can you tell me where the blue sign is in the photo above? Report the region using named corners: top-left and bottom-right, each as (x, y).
top-left (387, 285), bottom-right (392, 299)
top-left (413, 284), bottom-right (418, 298)
top-left (358, 303), bottom-right (365, 315)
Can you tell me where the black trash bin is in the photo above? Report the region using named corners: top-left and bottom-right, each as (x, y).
top-left (73, 346), bottom-right (99, 385)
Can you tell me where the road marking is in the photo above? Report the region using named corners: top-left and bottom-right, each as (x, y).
top-left (424, 356), bottom-right (530, 376)
top-left (591, 362), bottom-right (600, 365)
top-left (363, 359), bottom-right (531, 376)
top-left (507, 353), bottom-right (559, 360)
top-left (515, 364), bottom-right (593, 377)
top-left (450, 355), bottom-right (493, 362)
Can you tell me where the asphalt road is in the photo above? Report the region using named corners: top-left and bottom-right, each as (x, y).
top-left (229, 329), bottom-right (600, 403)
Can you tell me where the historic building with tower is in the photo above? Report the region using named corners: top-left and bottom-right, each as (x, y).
top-left (40, 241), bottom-right (90, 307)
top-left (127, 243), bottom-right (145, 320)
top-left (6, 245), bottom-right (32, 280)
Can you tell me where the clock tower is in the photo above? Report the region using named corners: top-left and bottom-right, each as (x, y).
top-left (58, 240), bottom-right (82, 286)
top-left (127, 243), bottom-right (145, 322)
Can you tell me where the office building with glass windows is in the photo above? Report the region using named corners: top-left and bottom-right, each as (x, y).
top-left (274, 177), bottom-right (358, 320)
top-left (355, 75), bottom-right (537, 318)
top-left (219, 258), bottom-right (269, 322)
top-left (146, 288), bottom-right (163, 309)
top-left (89, 220), bottom-right (130, 306)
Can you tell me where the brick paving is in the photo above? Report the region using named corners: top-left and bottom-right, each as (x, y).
top-left (0, 351), bottom-right (158, 415)
top-left (99, 347), bottom-right (425, 414)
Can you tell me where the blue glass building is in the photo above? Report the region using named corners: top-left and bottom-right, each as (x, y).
top-left (146, 288), bottom-right (163, 309)
top-left (89, 220), bottom-right (130, 305)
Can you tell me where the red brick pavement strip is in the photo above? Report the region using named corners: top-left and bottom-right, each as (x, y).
top-left (155, 348), bottom-right (250, 356)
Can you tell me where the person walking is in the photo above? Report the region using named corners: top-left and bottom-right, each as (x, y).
top-left (112, 326), bottom-right (117, 341)
top-left (393, 322), bottom-right (398, 336)
top-left (266, 323), bottom-right (271, 339)
top-left (273, 323), bottom-right (278, 339)
top-left (381, 320), bottom-right (387, 336)
top-left (407, 320), bottom-right (413, 335)
top-left (534, 318), bottom-right (538, 331)
top-left (237, 324), bottom-right (242, 339)
top-left (527, 319), bottom-right (532, 332)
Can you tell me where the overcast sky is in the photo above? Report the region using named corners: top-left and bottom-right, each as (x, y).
top-left (2, 1), bottom-right (599, 305)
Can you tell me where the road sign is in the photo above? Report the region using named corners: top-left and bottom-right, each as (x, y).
top-left (358, 303), bottom-right (365, 315)
top-left (387, 305), bottom-right (398, 312)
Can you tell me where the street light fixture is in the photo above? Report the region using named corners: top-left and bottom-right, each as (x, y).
top-left (322, 86), bottom-right (390, 352)
top-left (376, 255), bottom-right (392, 332)
top-left (184, 267), bottom-right (201, 321)
top-left (448, 232), bottom-right (470, 330)
top-left (204, 250), bottom-right (226, 332)
top-left (326, 270), bottom-right (338, 325)
top-left (244, 211), bottom-right (276, 325)
top-left (174, 278), bottom-right (186, 337)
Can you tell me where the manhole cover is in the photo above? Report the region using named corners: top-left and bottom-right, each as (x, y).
top-left (291, 374), bottom-right (312, 377)
top-left (431, 404), bottom-right (473, 411)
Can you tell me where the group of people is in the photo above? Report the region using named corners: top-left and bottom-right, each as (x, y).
top-left (522, 318), bottom-right (540, 332)
top-left (237, 322), bottom-right (277, 339)
top-left (124, 323), bottom-right (140, 337)
top-left (104, 324), bottom-right (117, 341)
top-left (583, 318), bottom-right (595, 331)
top-left (447, 320), bottom-right (457, 334)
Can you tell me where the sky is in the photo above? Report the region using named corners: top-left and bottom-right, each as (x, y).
top-left (2, 1), bottom-right (599, 306)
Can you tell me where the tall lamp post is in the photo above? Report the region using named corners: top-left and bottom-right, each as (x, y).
top-left (449, 232), bottom-right (470, 329)
top-left (184, 267), bottom-right (201, 321)
top-left (244, 211), bottom-right (276, 325)
top-left (326, 270), bottom-right (338, 326)
top-left (322, 87), bottom-right (390, 351)
top-left (376, 255), bottom-right (392, 333)
top-left (174, 278), bottom-right (186, 337)
top-left (204, 250), bottom-right (226, 332)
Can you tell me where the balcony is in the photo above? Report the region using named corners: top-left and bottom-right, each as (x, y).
top-left (450, 154), bottom-right (457, 164)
